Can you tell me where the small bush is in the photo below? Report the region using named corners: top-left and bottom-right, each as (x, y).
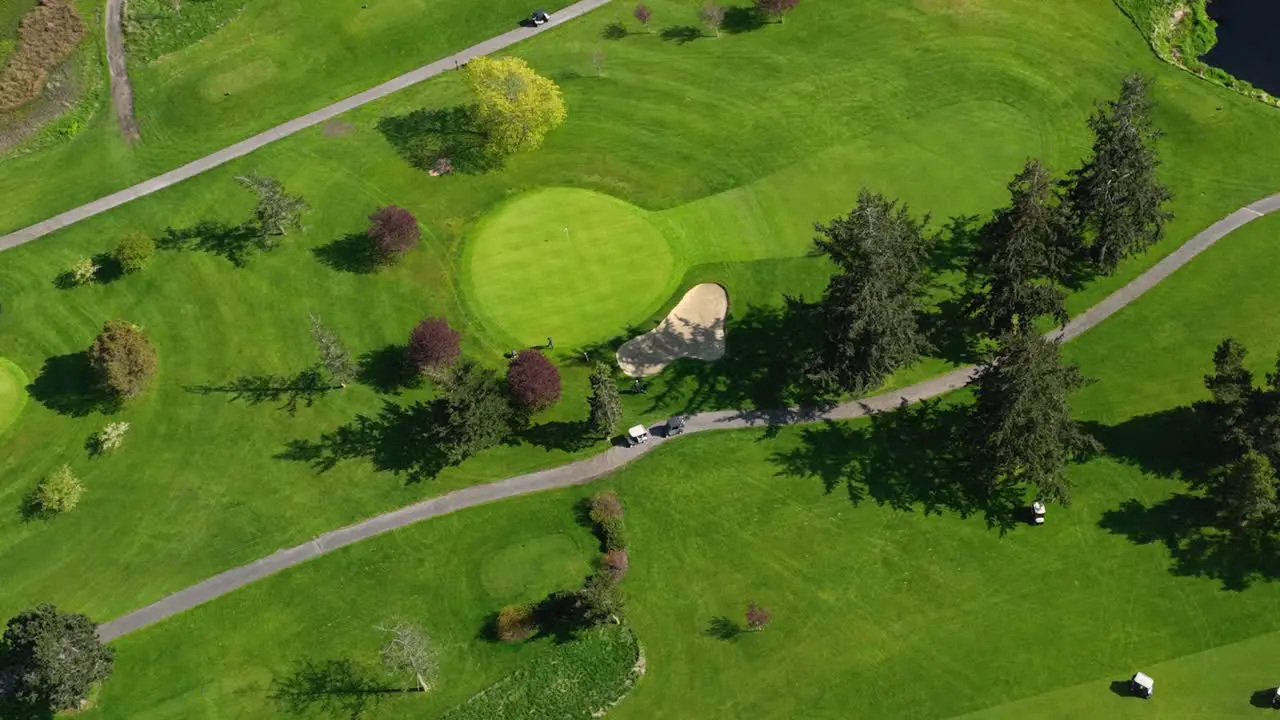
top-left (33, 465), bottom-right (84, 515)
top-left (600, 549), bottom-right (629, 581)
top-left (0, 0), bottom-right (86, 111)
top-left (588, 491), bottom-right (628, 551)
top-left (93, 421), bottom-right (131, 454)
top-left (745, 601), bottom-right (771, 631)
top-left (88, 321), bottom-right (158, 399)
top-left (67, 257), bottom-right (99, 286)
top-left (115, 234), bottom-right (156, 273)
top-left (495, 604), bottom-right (536, 642)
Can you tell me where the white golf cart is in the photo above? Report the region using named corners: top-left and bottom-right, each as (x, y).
top-left (530, 9), bottom-right (551, 25)
top-left (1032, 500), bottom-right (1047, 526)
top-left (1131, 672), bottom-right (1154, 699)
top-left (624, 424), bottom-right (650, 448)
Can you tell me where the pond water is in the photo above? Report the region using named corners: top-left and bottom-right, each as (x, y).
top-left (1201, 0), bottom-right (1280, 95)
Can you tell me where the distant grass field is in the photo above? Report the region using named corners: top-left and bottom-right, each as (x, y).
top-left (0, 0), bottom-right (1277, 680)
top-left (0, 357), bottom-right (28, 435)
top-left (76, 209), bottom-right (1280, 717)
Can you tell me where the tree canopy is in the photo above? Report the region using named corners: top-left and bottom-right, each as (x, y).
top-left (1061, 74), bottom-right (1172, 274)
top-left (88, 320), bottom-right (158, 399)
top-left (408, 317), bottom-right (462, 376)
top-left (506, 350), bottom-right (562, 414)
top-left (368, 206), bottom-right (420, 266)
top-left (467, 56), bottom-right (567, 156)
top-left (308, 313), bottom-right (354, 388)
top-left (2, 604), bottom-right (114, 712)
top-left (969, 331), bottom-right (1098, 506)
top-left (235, 174), bottom-right (309, 243)
top-left (971, 159), bottom-right (1069, 334)
top-left (437, 361), bottom-right (512, 465)
top-left (586, 362), bottom-right (623, 438)
top-left (808, 189), bottom-right (933, 393)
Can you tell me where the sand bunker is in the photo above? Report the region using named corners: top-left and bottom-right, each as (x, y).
top-left (617, 284), bottom-right (728, 378)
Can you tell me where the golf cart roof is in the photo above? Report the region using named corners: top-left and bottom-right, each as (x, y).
top-left (627, 424), bottom-right (648, 438)
top-left (668, 416), bottom-right (686, 428)
top-left (1133, 672), bottom-right (1154, 689)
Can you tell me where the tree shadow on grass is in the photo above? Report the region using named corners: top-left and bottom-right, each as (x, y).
top-left (158, 221), bottom-right (264, 267)
top-left (26, 352), bottom-right (119, 417)
top-left (722, 5), bottom-right (766, 33)
top-left (375, 106), bottom-right (502, 175)
top-left (705, 616), bottom-right (744, 641)
top-left (922, 214), bottom-right (986, 365)
top-left (660, 25), bottom-right (703, 43)
top-left (519, 420), bottom-right (597, 453)
top-left (601, 22), bottom-right (628, 39)
top-left (185, 369), bottom-right (331, 415)
top-left (1091, 404), bottom-right (1280, 590)
top-left (278, 400), bottom-right (452, 483)
top-left (269, 658), bottom-right (402, 719)
top-left (313, 232), bottom-right (377, 274)
top-left (357, 345), bottom-right (423, 396)
top-left (770, 398), bottom-right (1024, 531)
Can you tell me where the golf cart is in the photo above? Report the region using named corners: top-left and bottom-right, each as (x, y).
top-left (1032, 500), bottom-right (1047, 526)
top-left (624, 424), bottom-right (650, 448)
top-left (530, 9), bottom-right (551, 25)
top-left (665, 416), bottom-right (686, 437)
top-left (1130, 672), bottom-right (1154, 699)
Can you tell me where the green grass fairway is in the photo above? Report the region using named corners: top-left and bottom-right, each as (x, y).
top-left (1, 0), bottom-right (1280, 672)
top-left (0, 357), bottom-right (28, 435)
top-left (466, 189), bottom-right (675, 348)
top-left (67, 210), bottom-right (1280, 718)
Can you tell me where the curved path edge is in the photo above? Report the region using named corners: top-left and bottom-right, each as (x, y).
top-left (106, 0), bottom-right (140, 143)
top-left (96, 193), bottom-right (1280, 642)
top-left (0, 0), bottom-right (613, 251)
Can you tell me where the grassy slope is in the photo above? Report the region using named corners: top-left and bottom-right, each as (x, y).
top-left (0, 356), bottom-right (28, 434)
top-left (0, 0), bottom-right (579, 231)
top-left (0, 0), bottom-right (1278, 633)
top-left (80, 213), bottom-right (1280, 718)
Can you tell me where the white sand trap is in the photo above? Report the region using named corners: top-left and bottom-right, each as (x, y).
top-left (617, 283), bottom-right (728, 378)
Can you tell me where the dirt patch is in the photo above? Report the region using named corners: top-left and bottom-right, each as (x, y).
top-left (322, 119), bottom-right (354, 137)
top-left (106, 0), bottom-right (139, 142)
top-left (617, 283), bottom-right (728, 378)
top-left (0, 0), bottom-right (85, 111)
top-left (0, 58), bottom-right (79, 151)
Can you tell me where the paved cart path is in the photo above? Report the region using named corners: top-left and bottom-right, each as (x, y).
top-left (0, 0), bottom-right (614, 250)
top-left (96, 193), bottom-right (1280, 641)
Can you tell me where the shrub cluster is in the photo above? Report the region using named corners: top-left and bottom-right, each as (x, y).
top-left (0, 0), bottom-right (86, 111)
top-left (115, 233), bottom-right (156, 274)
top-left (587, 491), bottom-right (628, 552)
top-left (367, 206), bottom-right (420, 266)
top-left (495, 604), bottom-right (536, 643)
top-left (88, 321), bottom-right (158, 399)
top-left (32, 464), bottom-right (83, 515)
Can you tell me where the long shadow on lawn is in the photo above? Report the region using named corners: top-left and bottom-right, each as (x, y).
top-left (770, 398), bottom-right (1025, 531)
top-left (269, 658), bottom-right (403, 719)
top-left (185, 369), bottom-right (332, 415)
top-left (375, 106), bottom-right (502, 175)
top-left (158, 221), bottom-right (265, 267)
top-left (314, 232), bottom-right (378, 274)
top-left (1092, 405), bottom-right (1280, 590)
top-left (26, 352), bottom-right (119, 417)
top-left (357, 345), bottom-right (423, 396)
top-left (722, 5), bottom-right (766, 33)
top-left (278, 399), bottom-right (452, 483)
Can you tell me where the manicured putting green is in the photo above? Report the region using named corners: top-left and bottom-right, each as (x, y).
top-left (479, 533), bottom-right (592, 602)
top-left (0, 357), bottom-right (28, 436)
top-left (466, 188), bottom-right (675, 348)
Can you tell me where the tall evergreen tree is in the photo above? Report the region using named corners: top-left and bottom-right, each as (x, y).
top-left (1203, 338), bottom-right (1256, 455)
top-left (308, 313), bottom-right (354, 388)
top-left (969, 332), bottom-right (1098, 505)
top-left (436, 360), bottom-right (512, 465)
top-left (971, 159), bottom-right (1069, 334)
top-left (1203, 451), bottom-right (1279, 534)
top-left (586, 362), bottom-right (623, 438)
top-left (1062, 74), bottom-right (1173, 274)
top-left (809, 189), bottom-right (933, 393)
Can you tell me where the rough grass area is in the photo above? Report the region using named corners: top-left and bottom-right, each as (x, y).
top-left (440, 625), bottom-right (641, 720)
top-left (0, 357), bottom-right (29, 435)
top-left (125, 0), bottom-right (251, 64)
top-left (0, 0), bottom-right (84, 110)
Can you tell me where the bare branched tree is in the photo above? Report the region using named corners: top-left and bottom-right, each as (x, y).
top-left (377, 623), bottom-right (437, 693)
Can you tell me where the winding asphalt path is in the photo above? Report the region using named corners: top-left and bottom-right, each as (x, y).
top-left (0, 0), bottom-right (613, 250)
top-left (96, 193), bottom-right (1280, 641)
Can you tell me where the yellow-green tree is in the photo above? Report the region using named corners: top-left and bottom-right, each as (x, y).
top-left (467, 56), bottom-right (567, 155)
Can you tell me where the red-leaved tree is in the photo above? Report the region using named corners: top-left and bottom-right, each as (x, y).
top-left (408, 317), bottom-right (461, 376)
top-left (601, 549), bottom-right (629, 581)
top-left (506, 350), bottom-right (562, 413)
top-left (745, 601), bottom-right (771, 631)
top-left (634, 3), bottom-right (652, 30)
top-left (756, 0), bottom-right (799, 22)
top-left (368, 206), bottom-right (421, 266)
